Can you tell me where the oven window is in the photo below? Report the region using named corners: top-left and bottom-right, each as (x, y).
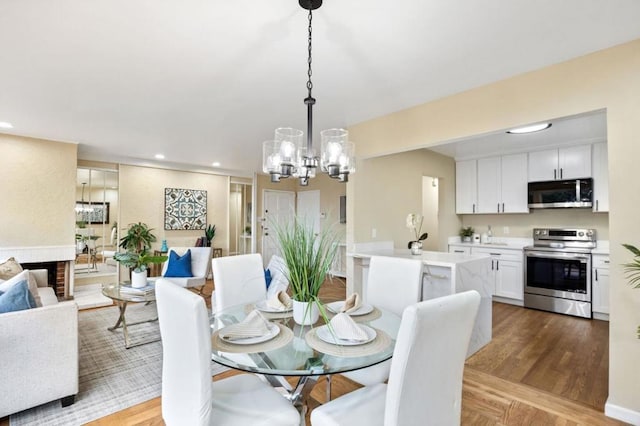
top-left (526, 256), bottom-right (588, 293)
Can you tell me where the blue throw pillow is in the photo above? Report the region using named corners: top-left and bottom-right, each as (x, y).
top-left (264, 269), bottom-right (272, 289)
top-left (163, 249), bottom-right (193, 278)
top-left (0, 280), bottom-right (37, 314)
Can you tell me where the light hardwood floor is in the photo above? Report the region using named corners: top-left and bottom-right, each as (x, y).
top-left (1, 278), bottom-right (625, 425)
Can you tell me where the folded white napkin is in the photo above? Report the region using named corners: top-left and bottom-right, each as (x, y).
top-left (340, 293), bottom-right (361, 314)
top-left (329, 313), bottom-right (369, 342)
top-left (219, 310), bottom-right (271, 341)
top-left (266, 290), bottom-right (292, 311)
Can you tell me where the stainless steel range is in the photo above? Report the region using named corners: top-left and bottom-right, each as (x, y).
top-left (524, 228), bottom-right (596, 318)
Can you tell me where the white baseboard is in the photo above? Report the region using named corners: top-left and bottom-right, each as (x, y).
top-left (605, 399), bottom-right (640, 425)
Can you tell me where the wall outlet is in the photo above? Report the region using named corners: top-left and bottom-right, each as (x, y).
top-left (503, 226), bottom-right (510, 235)
top-left (372, 228), bottom-right (377, 238)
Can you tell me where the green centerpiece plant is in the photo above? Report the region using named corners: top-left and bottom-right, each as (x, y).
top-left (273, 216), bottom-right (339, 326)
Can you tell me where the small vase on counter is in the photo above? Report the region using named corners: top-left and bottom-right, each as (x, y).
top-left (410, 241), bottom-right (423, 255)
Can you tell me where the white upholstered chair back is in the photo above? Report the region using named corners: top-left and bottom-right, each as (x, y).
top-left (156, 279), bottom-right (212, 426)
top-left (212, 253), bottom-right (267, 312)
top-left (385, 290), bottom-right (481, 425)
top-left (366, 256), bottom-right (423, 316)
top-left (342, 255), bottom-right (423, 387)
top-left (265, 254), bottom-right (290, 299)
top-left (161, 247), bottom-right (212, 279)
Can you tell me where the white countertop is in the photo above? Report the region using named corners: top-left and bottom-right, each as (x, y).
top-left (592, 241), bottom-right (610, 255)
top-left (448, 236), bottom-right (532, 250)
top-left (349, 248), bottom-right (488, 268)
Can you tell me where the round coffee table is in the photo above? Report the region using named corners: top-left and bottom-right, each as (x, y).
top-left (102, 283), bottom-right (159, 349)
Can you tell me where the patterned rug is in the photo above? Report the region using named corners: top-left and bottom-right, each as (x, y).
top-left (10, 303), bottom-right (228, 425)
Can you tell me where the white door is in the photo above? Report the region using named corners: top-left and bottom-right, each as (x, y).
top-left (296, 190), bottom-right (320, 234)
top-left (262, 190), bottom-right (295, 267)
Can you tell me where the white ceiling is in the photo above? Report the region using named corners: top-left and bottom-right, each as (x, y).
top-left (1, 1), bottom-right (639, 176)
top-left (428, 110), bottom-right (607, 160)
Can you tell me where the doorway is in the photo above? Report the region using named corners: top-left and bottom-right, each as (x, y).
top-left (421, 175), bottom-right (439, 251)
top-left (229, 180), bottom-right (253, 256)
top-left (261, 190), bottom-right (295, 266)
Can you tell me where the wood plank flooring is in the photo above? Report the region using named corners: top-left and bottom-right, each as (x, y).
top-left (1, 277), bottom-right (624, 425)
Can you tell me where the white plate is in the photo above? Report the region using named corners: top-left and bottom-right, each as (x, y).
top-left (325, 301), bottom-right (374, 316)
top-left (219, 322), bottom-right (280, 345)
top-left (316, 324), bottom-right (377, 346)
top-left (254, 299), bottom-right (292, 313)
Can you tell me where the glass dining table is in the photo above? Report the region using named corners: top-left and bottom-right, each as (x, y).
top-left (210, 300), bottom-right (401, 411)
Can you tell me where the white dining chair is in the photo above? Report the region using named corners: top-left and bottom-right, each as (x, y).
top-left (155, 279), bottom-right (300, 426)
top-left (265, 254), bottom-right (290, 300)
top-left (340, 255), bottom-right (423, 387)
top-left (311, 290), bottom-right (481, 426)
top-left (211, 253), bottom-right (267, 313)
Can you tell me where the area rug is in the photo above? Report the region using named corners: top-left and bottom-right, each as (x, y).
top-left (10, 303), bottom-right (229, 425)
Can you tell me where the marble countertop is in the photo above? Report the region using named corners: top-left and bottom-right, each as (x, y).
top-left (349, 249), bottom-right (489, 268)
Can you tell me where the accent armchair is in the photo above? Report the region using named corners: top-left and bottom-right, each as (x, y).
top-left (160, 247), bottom-right (212, 295)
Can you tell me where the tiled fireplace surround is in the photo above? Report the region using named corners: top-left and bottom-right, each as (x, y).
top-left (0, 246), bottom-right (76, 299)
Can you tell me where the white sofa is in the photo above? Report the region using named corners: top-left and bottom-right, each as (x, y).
top-left (0, 270), bottom-right (79, 417)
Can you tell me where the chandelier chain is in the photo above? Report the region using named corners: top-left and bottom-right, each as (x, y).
top-left (307, 7), bottom-right (313, 96)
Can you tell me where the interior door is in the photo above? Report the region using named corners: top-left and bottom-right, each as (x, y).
top-left (261, 190), bottom-right (295, 266)
top-left (296, 190), bottom-right (320, 235)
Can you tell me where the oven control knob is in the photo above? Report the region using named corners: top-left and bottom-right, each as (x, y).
top-left (534, 230), bottom-right (540, 236)
top-left (578, 231), bottom-right (584, 237)
top-left (586, 230), bottom-right (594, 236)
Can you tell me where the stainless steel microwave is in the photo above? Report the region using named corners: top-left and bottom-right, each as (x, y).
top-left (528, 178), bottom-right (593, 208)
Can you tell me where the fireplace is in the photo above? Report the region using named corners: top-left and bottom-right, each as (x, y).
top-left (20, 261), bottom-right (65, 296)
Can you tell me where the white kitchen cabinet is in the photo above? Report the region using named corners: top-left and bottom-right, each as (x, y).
top-left (464, 154), bottom-right (528, 214)
top-left (456, 159), bottom-right (477, 214)
top-left (528, 145), bottom-right (592, 182)
top-left (472, 247), bottom-right (524, 302)
top-left (592, 254), bottom-right (610, 318)
top-left (592, 142), bottom-right (609, 212)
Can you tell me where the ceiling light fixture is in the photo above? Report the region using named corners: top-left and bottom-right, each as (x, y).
top-left (262, 0), bottom-right (355, 186)
top-left (506, 123), bottom-right (552, 134)
top-left (154, 154), bottom-right (165, 160)
top-left (74, 182), bottom-right (94, 214)
top-left (212, 162), bottom-right (221, 167)
top-left (0, 121), bottom-right (14, 129)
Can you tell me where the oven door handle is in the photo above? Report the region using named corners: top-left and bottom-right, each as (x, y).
top-left (525, 251), bottom-right (590, 263)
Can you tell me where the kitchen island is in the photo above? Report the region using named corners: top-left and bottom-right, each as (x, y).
top-left (349, 248), bottom-right (492, 357)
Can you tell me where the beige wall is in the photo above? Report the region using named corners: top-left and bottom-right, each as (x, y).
top-left (346, 38), bottom-right (640, 416)
top-left (349, 149), bottom-right (458, 252)
top-left (118, 165), bottom-right (229, 254)
top-left (0, 133), bottom-right (77, 247)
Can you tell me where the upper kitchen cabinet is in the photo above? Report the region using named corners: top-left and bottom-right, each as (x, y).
top-left (455, 159), bottom-right (477, 214)
top-left (592, 142), bottom-right (609, 212)
top-left (528, 145), bottom-right (592, 182)
top-left (477, 154), bottom-right (528, 214)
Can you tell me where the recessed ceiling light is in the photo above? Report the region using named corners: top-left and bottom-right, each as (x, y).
top-left (154, 154), bottom-right (165, 160)
top-left (212, 162), bottom-right (221, 167)
top-left (507, 123), bottom-right (552, 134)
top-left (0, 121), bottom-right (14, 129)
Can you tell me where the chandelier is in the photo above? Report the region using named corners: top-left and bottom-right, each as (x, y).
top-left (75, 182), bottom-right (94, 214)
top-left (262, 0), bottom-right (355, 186)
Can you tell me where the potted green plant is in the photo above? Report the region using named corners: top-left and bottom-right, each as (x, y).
top-left (114, 222), bottom-right (167, 288)
top-left (205, 224), bottom-right (216, 247)
top-left (273, 217), bottom-right (339, 325)
top-left (459, 226), bottom-right (475, 243)
top-left (622, 243), bottom-right (640, 338)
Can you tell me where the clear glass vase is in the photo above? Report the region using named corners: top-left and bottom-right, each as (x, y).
top-left (410, 241), bottom-right (423, 256)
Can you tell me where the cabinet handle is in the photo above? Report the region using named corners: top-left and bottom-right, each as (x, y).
top-left (604, 260), bottom-right (610, 264)
top-left (454, 250), bottom-right (464, 253)
top-left (473, 203), bottom-right (476, 213)
top-left (596, 200), bottom-right (599, 211)
top-left (496, 260), bottom-right (499, 271)
top-left (497, 203), bottom-right (500, 213)
top-left (490, 253), bottom-right (502, 256)
top-left (502, 202), bottom-right (505, 212)
top-left (491, 260), bottom-right (494, 270)
top-left (560, 168), bottom-right (563, 179)
top-left (554, 169), bottom-right (557, 180)
top-left (595, 269), bottom-right (598, 281)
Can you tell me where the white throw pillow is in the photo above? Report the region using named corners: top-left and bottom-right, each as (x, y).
top-left (0, 270), bottom-right (43, 307)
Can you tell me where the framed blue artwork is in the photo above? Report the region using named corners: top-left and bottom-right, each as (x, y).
top-left (164, 188), bottom-right (207, 230)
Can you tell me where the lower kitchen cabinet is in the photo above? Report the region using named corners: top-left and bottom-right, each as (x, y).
top-left (592, 254), bottom-right (610, 319)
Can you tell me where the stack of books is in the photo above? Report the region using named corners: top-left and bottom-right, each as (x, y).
top-left (119, 282), bottom-right (155, 295)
